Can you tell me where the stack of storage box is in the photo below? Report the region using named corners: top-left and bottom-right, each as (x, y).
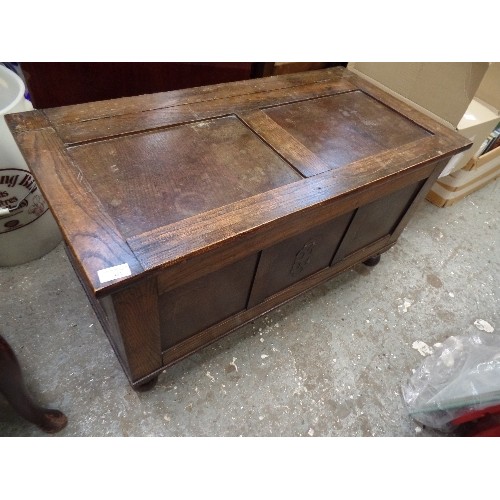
top-left (426, 62), bottom-right (500, 207)
top-left (347, 62), bottom-right (500, 208)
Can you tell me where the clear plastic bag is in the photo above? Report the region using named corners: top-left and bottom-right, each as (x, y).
top-left (401, 331), bottom-right (500, 431)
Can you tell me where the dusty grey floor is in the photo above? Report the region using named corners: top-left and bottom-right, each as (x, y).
top-left (0, 179), bottom-right (498, 437)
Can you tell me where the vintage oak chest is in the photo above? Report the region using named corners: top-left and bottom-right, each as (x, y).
top-left (7, 67), bottom-right (471, 389)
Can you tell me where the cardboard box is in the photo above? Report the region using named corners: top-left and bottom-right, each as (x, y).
top-left (347, 62), bottom-right (489, 127)
top-left (426, 146), bottom-right (500, 207)
top-left (348, 62), bottom-right (500, 206)
top-left (438, 98), bottom-right (499, 176)
top-left (476, 62), bottom-right (500, 112)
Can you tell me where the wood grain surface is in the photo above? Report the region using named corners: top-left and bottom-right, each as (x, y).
top-left (264, 91), bottom-right (430, 171)
top-left (43, 67), bottom-right (351, 125)
top-left (7, 67), bottom-right (470, 298)
top-left (331, 181), bottom-right (424, 264)
top-left (248, 211), bottom-right (354, 307)
top-left (111, 278), bottom-right (162, 381)
top-left (12, 128), bottom-right (144, 296)
top-left (159, 253), bottom-right (259, 350)
top-left (126, 137), bottom-right (458, 273)
top-left (67, 115), bottom-right (301, 238)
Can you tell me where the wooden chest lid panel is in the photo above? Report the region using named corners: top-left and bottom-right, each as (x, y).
top-left (264, 91), bottom-right (430, 172)
top-left (67, 115), bottom-right (301, 238)
top-left (6, 67), bottom-right (472, 297)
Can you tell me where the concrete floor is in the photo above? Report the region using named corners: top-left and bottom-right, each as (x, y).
top-left (0, 179), bottom-right (498, 437)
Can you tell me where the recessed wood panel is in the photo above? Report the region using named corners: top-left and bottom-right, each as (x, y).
top-left (264, 91), bottom-right (430, 173)
top-left (159, 253), bottom-right (259, 350)
top-left (67, 115), bottom-right (302, 239)
top-left (248, 212), bottom-right (354, 307)
top-left (332, 181), bottom-right (425, 264)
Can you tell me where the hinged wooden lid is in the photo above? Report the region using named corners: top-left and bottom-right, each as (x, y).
top-left (6, 67), bottom-right (471, 296)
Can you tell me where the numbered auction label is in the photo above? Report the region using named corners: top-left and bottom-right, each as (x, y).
top-left (0, 168), bottom-right (48, 233)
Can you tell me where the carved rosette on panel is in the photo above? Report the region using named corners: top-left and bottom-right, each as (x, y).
top-left (290, 240), bottom-right (317, 277)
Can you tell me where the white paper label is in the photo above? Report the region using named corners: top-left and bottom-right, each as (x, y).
top-left (97, 263), bottom-right (131, 283)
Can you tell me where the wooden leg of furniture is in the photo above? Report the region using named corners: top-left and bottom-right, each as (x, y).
top-left (363, 254), bottom-right (381, 267)
top-left (0, 334), bottom-right (68, 434)
top-left (133, 375), bottom-right (159, 392)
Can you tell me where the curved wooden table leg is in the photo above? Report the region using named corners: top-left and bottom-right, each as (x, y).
top-left (0, 334), bottom-right (67, 434)
top-left (363, 254), bottom-right (381, 267)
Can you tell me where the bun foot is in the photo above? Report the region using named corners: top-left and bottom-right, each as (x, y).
top-left (36, 409), bottom-right (68, 434)
top-left (363, 254), bottom-right (381, 267)
top-left (133, 375), bottom-right (159, 392)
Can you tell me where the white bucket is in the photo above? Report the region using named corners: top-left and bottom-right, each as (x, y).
top-left (0, 64), bottom-right (62, 266)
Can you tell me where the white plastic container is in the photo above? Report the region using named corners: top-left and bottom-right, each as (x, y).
top-left (0, 64), bottom-right (62, 266)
